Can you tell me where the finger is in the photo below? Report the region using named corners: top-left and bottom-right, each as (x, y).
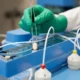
top-left (33, 5), bottom-right (44, 13)
top-left (35, 9), bottom-right (54, 24)
top-left (41, 20), bottom-right (55, 33)
top-left (19, 16), bottom-right (31, 32)
top-left (24, 8), bottom-right (32, 26)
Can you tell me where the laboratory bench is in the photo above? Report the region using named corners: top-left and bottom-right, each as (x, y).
top-left (0, 29), bottom-right (79, 80)
top-left (0, 66), bottom-right (80, 80)
top-left (52, 66), bottom-right (80, 80)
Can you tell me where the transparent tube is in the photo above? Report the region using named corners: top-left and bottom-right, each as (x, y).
top-left (76, 28), bottom-right (80, 49)
top-left (42, 27), bottom-right (54, 64)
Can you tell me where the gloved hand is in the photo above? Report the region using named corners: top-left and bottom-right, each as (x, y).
top-left (19, 5), bottom-right (68, 34)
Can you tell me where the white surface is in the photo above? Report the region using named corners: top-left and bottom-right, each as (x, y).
top-left (34, 68), bottom-right (51, 80)
top-left (68, 53), bottom-right (80, 70)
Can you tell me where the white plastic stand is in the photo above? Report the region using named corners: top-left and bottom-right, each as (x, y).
top-left (34, 64), bottom-right (51, 80)
top-left (68, 50), bottom-right (80, 70)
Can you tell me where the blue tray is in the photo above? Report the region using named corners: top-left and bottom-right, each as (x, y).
top-left (0, 33), bottom-right (75, 78)
top-left (37, 0), bottom-right (75, 7)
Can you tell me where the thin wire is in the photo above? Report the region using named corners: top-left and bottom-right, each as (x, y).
top-left (33, 7), bottom-right (38, 40)
top-left (31, 27), bottom-right (34, 43)
top-left (74, 28), bottom-right (80, 50)
top-left (74, 37), bottom-right (77, 50)
top-left (31, 7), bottom-right (38, 41)
top-left (76, 28), bottom-right (80, 49)
top-left (30, 0), bottom-right (35, 45)
top-left (30, 0), bottom-right (38, 41)
top-left (57, 28), bottom-right (80, 50)
top-left (0, 33), bottom-right (55, 49)
top-left (0, 41), bottom-right (31, 49)
top-left (58, 34), bottom-right (80, 49)
top-left (31, 9), bottom-right (34, 45)
top-left (42, 27), bottom-right (54, 64)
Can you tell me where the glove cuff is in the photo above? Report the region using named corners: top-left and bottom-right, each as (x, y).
top-left (52, 15), bottom-right (68, 32)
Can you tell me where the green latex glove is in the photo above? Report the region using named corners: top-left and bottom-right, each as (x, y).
top-left (19, 5), bottom-right (68, 34)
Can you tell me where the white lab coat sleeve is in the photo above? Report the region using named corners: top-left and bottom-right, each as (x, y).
top-left (59, 7), bottom-right (80, 31)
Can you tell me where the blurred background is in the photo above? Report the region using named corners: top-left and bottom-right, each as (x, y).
top-left (0, 0), bottom-right (36, 34)
top-left (0, 0), bottom-right (80, 34)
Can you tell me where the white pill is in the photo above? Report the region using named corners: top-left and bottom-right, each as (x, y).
top-left (5, 56), bottom-right (11, 60)
top-left (32, 43), bottom-right (38, 50)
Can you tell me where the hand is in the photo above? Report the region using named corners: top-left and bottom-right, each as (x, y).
top-left (19, 5), bottom-right (67, 34)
